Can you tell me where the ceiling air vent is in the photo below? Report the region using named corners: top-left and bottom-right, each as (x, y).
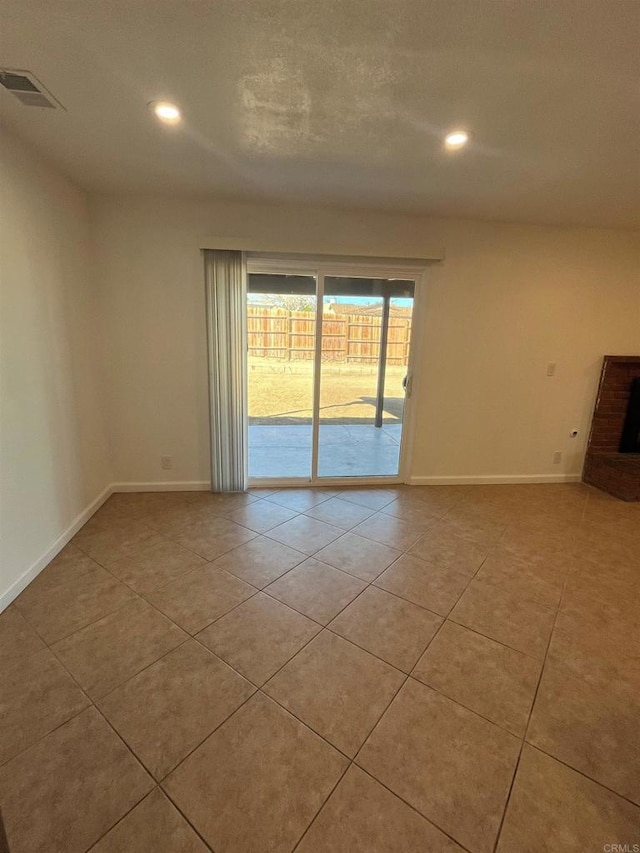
top-left (0, 69), bottom-right (65, 109)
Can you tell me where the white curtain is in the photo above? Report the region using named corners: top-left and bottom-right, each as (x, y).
top-left (204, 250), bottom-right (247, 492)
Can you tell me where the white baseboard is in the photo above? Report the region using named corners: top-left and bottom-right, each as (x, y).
top-left (0, 481), bottom-right (215, 613)
top-left (2, 473), bottom-right (585, 613)
top-left (0, 484), bottom-right (114, 613)
top-left (407, 473), bottom-right (582, 486)
top-left (111, 481), bottom-right (211, 493)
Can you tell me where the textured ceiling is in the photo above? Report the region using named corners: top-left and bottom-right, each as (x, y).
top-left (1, 0), bottom-right (639, 228)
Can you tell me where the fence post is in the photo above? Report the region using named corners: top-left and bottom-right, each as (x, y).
top-left (286, 311), bottom-right (292, 361)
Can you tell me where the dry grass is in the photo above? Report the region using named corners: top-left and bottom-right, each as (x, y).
top-left (248, 359), bottom-right (406, 424)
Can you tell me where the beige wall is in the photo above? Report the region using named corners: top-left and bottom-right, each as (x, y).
top-left (0, 129), bottom-right (111, 607)
top-left (91, 195), bottom-right (640, 486)
top-left (2, 131), bottom-right (636, 607)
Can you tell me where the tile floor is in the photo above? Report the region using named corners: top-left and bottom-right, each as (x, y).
top-left (1, 483), bottom-right (639, 852)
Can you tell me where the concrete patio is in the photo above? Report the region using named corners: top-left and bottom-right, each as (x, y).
top-left (248, 423), bottom-right (403, 479)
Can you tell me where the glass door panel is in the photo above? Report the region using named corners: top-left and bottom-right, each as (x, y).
top-left (316, 277), bottom-right (415, 478)
top-left (247, 273), bottom-right (317, 479)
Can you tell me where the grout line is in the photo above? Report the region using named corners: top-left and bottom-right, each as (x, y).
top-left (489, 489), bottom-right (590, 853)
top-left (184, 586), bottom-right (264, 636)
top-left (49, 623), bottom-right (259, 853)
top-left (406, 671), bottom-right (529, 741)
top-left (258, 671), bottom-right (394, 765)
top-left (159, 683), bottom-right (347, 786)
top-left (159, 789), bottom-right (217, 852)
top-left (342, 572), bottom-right (479, 774)
top-left (98, 697), bottom-right (222, 852)
top-left (40, 591), bottom-right (165, 648)
top-left (321, 620), bottom-right (428, 677)
top-left (23, 492), bottom-right (569, 664)
top-left (347, 532), bottom-right (492, 765)
top-left (438, 617), bottom-right (546, 663)
top-left (89, 634), bottom-right (194, 702)
top-left (0, 700), bottom-right (91, 771)
top-left (334, 493), bottom-right (402, 512)
top-left (253, 571), bottom-right (427, 765)
top-left (4, 645), bottom-right (158, 848)
top-left (79, 785), bottom-right (165, 853)
top-left (6, 483), bottom-right (633, 853)
top-left (354, 765), bottom-right (477, 853)
top-left (261, 493), bottom-right (338, 513)
top-left (192, 616), bottom-right (323, 691)
top-left (522, 742), bottom-right (640, 811)
top-left (253, 684), bottom-right (353, 763)
top-left (290, 760), bottom-right (353, 851)
top-left (349, 670), bottom-right (414, 766)
top-left (13, 573), bottom-right (147, 648)
top-left (31, 559), bottom-right (213, 705)
top-left (154, 687), bottom-right (259, 785)
top-left (257, 554), bottom-right (392, 623)
top-left (308, 499), bottom-right (560, 849)
top-left (148, 500), bottom-right (540, 719)
top-left (359, 580), bottom-right (445, 614)
top-left (83, 785), bottom-right (165, 852)
top-left (145, 559), bottom-right (262, 596)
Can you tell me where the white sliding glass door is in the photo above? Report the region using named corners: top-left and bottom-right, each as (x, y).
top-left (247, 271), bottom-right (317, 479)
top-left (246, 259), bottom-right (421, 485)
top-left (317, 276), bottom-right (415, 478)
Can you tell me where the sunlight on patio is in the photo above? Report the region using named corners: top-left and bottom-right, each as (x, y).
top-left (248, 362), bottom-right (406, 478)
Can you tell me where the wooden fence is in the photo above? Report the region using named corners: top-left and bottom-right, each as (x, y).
top-left (247, 307), bottom-right (411, 365)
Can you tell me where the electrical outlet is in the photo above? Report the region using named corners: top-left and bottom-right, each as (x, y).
top-left (160, 455), bottom-right (173, 470)
top-left (547, 362), bottom-right (557, 377)
top-left (553, 451), bottom-right (562, 464)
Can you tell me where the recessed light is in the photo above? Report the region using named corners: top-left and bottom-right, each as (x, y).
top-left (148, 101), bottom-right (182, 124)
top-left (444, 130), bottom-right (469, 150)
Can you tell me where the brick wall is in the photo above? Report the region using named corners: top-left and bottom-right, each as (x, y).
top-left (583, 355), bottom-right (640, 501)
top-left (583, 454), bottom-right (640, 501)
top-left (587, 358), bottom-right (640, 452)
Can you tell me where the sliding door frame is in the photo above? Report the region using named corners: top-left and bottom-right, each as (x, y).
top-left (245, 255), bottom-right (427, 488)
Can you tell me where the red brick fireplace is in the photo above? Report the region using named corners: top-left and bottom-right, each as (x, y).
top-left (583, 355), bottom-right (640, 501)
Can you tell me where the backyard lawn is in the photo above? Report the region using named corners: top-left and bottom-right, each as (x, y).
top-left (248, 359), bottom-right (406, 424)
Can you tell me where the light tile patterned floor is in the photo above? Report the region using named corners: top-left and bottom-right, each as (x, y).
top-left (1, 483), bottom-right (639, 852)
